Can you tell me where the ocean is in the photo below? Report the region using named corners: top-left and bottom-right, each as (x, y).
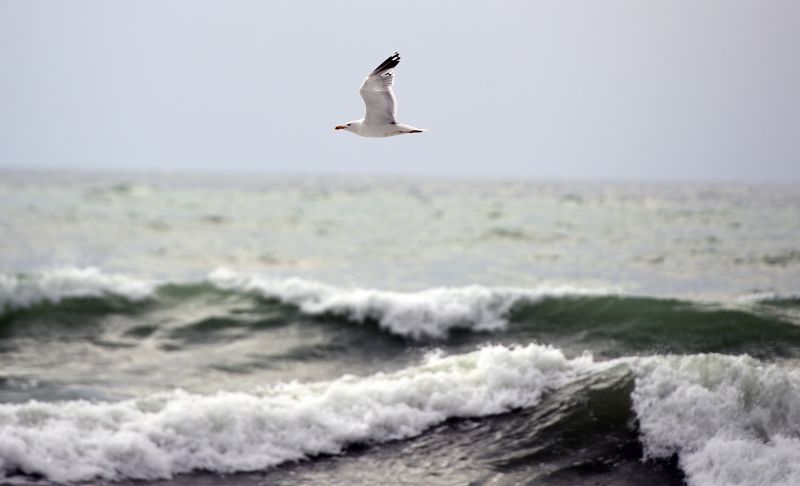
top-left (1, 171), bottom-right (799, 485)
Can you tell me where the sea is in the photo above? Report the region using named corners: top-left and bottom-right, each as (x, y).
top-left (1, 171), bottom-right (799, 485)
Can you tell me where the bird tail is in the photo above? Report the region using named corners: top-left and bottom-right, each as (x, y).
top-left (370, 52), bottom-right (401, 75)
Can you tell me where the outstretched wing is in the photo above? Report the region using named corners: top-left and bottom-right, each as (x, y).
top-left (359, 52), bottom-right (400, 125)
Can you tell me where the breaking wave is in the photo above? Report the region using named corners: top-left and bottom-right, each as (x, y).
top-left (208, 268), bottom-right (612, 339)
top-left (3, 345), bottom-right (800, 485)
top-left (629, 353), bottom-right (800, 486)
top-left (0, 268), bottom-right (155, 316)
top-left (3, 268), bottom-right (800, 354)
top-left (0, 344), bottom-right (591, 482)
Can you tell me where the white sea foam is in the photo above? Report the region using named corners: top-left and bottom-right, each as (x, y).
top-left (0, 268), bottom-right (156, 315)
top-left (734, 291), bottom-right (800, 304)
top-left (209, 268), bottom-right (612, 339)
top-left (629, 354), bottom-right (800, 486)
top-left (0, 344), bottom-right (592, 482)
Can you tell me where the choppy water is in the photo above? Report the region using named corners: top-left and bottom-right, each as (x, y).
top-left (1, 172), bottom-right (799, 485)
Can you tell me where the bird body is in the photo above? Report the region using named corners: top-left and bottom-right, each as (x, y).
top-left (343, 121), bottom-right (425, 138)
top-left (335, 52), bottom-right (427, 137)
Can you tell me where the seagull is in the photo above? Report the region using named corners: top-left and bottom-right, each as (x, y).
top-left (335, 52), bottom-right (427, 137)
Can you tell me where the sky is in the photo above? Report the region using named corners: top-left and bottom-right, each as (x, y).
top-left (1, 0), bottom-right (799, 182)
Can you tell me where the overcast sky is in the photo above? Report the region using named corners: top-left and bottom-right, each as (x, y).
top-left (1, 1), bottom-right (798, 182)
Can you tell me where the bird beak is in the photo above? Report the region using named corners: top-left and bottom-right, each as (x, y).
top-left (334, 125), bottom-right (346, 130)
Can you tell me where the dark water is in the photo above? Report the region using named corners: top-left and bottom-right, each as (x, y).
top-left (4, 281), bottom-right (800, 400)
top-left (2, 277), bottom-right (800, 485)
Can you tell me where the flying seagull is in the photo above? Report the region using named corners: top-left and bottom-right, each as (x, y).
top-left (335, 52), bottom-right (427, 137)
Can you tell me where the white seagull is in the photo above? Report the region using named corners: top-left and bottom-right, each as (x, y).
top-left (335, 52), bottom-right (427, 137)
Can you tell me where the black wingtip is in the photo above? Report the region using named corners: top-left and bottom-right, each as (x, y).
top-left (370, 52), bottom-right (401, 75)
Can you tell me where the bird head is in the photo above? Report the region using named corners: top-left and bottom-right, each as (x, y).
top-left (334, 122), bottom-right (355, 132)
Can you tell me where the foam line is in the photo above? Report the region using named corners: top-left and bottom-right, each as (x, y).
top-left (0, 268), bottom-right (155, 315)
top-left (209, 268), bottom-right (611, 339)
top-left (629, 353), bottom-right (800, 486)
top-left (0, 344), bottom-right (591, 482)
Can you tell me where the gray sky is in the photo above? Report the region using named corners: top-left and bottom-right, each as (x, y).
top-left (1, 1), bottom-right (798, 182)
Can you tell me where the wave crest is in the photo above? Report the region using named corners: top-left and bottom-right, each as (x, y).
top-left (0, 344), bottom-right (590, 482)
top-left (630, 354), bottom-right (800, 486)
top-left (0, 268), bottom-right (156, 316)
top-left (209, 268), bottom-right (609, 339)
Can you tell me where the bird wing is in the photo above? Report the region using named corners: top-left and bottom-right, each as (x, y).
top-left (359, 52), bottom-right (400, 125)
